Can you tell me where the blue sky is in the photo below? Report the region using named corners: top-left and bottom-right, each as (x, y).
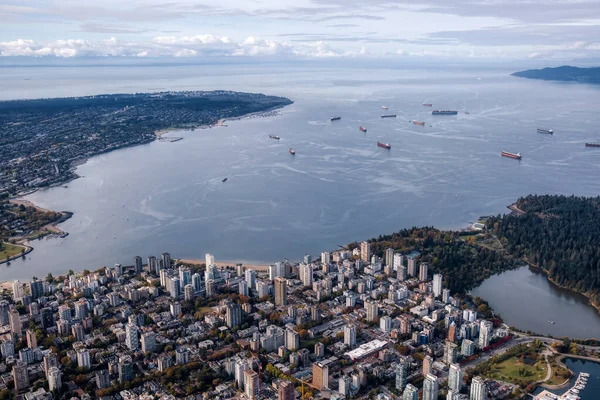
top-left (1, 0), bottom-right (600, 60)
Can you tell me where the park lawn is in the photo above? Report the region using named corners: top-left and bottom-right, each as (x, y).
top-left (486, 356), bottom-right (547, 384)
top-left (0, 242), bottom-right (26, 261)
top-left (546, 364), bottom-right (571, 386)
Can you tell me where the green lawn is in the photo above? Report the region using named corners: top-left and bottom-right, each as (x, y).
top-left (486, 356), bottom-right (547, 384)
top-left (0, 242), bottom-right (27, 261)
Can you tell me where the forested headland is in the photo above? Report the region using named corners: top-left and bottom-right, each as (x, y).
top-left (352, 195), bottom-right (600, 308)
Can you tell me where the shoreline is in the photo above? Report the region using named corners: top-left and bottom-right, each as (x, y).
top-left (0, 243), bottom-right (33, 265)
top-left (178, 259), bottom-right (270, 272)
top-left (8, 199), bottom-right (71, 238)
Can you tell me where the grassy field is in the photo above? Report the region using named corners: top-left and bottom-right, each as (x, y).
top-left (486, 356), bottom-right (547, 384)
top-left (0, 242), bottom-right (27, 261)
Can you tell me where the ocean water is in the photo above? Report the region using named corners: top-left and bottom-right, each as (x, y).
top-left (1, 63), bottom-right (600, 285)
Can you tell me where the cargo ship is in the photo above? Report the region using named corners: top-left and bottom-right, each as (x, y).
top-left (432, 110), bottom-right (458, 115)
top-left (377, 142), bottom-right (391, 149)
top-left (537, 128), bottom-right (553, 134)
top-left (381, 114), bottom-right (397, 118)
top-left (501, 151), bottom-right (522, 160)
top-left (269, 135), bottom-right (280, 140)
top-left (423, 103), bottom-right (432, 107)
top-left (359, 126), bottom-right (367, 132)
top-left (331, 116), bottom-right (341, 121)
top-left (585, 143), bottom-right (600, 147)
top-left (413, 121), bottom-right (425, 126)
top-left (382, 106), bottom-right (388, 110)
top-left (289, 148), bottom-right (295, 155)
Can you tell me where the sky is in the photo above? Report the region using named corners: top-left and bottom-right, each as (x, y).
top-left (1, 0), bottom-right (600, 61)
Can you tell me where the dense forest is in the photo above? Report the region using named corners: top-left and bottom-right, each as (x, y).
top-left (487, 195), bottom-right (600, 307)
top-left (350, 227), bottom-right (517, 293)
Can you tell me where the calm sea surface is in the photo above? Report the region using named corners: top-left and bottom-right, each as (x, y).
top-left (1, 64), bottom-right (600, 336)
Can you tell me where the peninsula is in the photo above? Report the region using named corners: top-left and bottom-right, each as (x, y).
top-left (512, 65), bottom-right (600, 84)
top-left (0, 91), bottom-right (292, 197)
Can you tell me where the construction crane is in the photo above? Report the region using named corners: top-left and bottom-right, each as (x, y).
top-left (250, 351), bottom-right (263, 398)
top-left (298, 377), bottom-right (320, 400)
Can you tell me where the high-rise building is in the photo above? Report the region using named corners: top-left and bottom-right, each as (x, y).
top-left (1, 340), bottom-right (14, 359)
top-left (479, 320), bottom-right (493, 348)
top-left (41, 307), bottom-right (54, 328)
top-left (314, 342), bottom-right (325, 358)
top-left (9, 308), bottom-right (22, 335)
top-left (303, 254), bottom-right (312, 264)
top-left (395, 358), bottom-right (408, 391)
top-left (442, 288), bottom-right (451, 303)
top-left (407, 256), bottom-right (417, 277)
top-left (118, 358), bottom-right (134, 383)
top-left (48, 366), bottom-right (62, 391)
top-left (365, 299), bottom-right (378, 322)
top-left (278, 380), bottom-right (295, 400)
top-left (312, 362), bottom-right (329, 390)
top-left (397, 265), bottom-right (407, 282)
top-left (433, 274), bottom-right (443, 298)
top-left (184, 284), bottom-right (194, 301)
top-left (192, 273), bottom-right (202, 292)
top-left (205, 253), bottom-right (215, 266)
top-left (29, 279), bottom-right (44, 300)
top-left (141, 332), bottom-right (156, 353)
top-left (134, 256), bottom-right (143, 274)
top-left (226, 303), bottom-right (242, 328)
top-left (344, 325), bottom-right (356, 348)
top-left (360, 241), bottom-right (371, 263)
top-left (43, 353), bottom-right (58, 376)
top-left (96, 369), bottom-right (111, 389)
top-left (448, 363), bottom-right (463, 392)
top-left (300, 263), bottom-right (313, 286)
top-left (380, 316), bottom-right (392, 332)
top-left (286, 329), bottom-right (299, 351)
top-left (12, 280), bottom-right (24, 301)
top-left (385, 248), bottom-right (394, 266)
top-left (403, 384), bottom-right (419, 400)
top-left (170, 302), bottom-right (182, 317)
top-left (234, 359), bottom-right (247, 389)
top-left (161, 253), bottom-right (171, 269)
top-left (269, 263), bottom-right (285, 281)
top-left (148, 256), bottom-right (158, 274)
top-left (239, 280), bottom-right (249, 296)
top-left (0, 300), bottom-right (9, 326)
top-left (168, 276), bottom-right (181, 298)
top-left (448, 321), bottom-right (456, 342)
top-left (321, 252), bottom-right (330, 266)
top-left (447, 389), bottom-right (457, 400)
top-left (125, 323), bottom-right (139, 351)
top-left (77, 349), bottom-right (91, 369)
top-left (26, 329), bottom-right (37, 349)
top-left (444, 340), bottom-right (458, 365)
top-left (393, 253), bottom-right (404, 270)
top-left (244, 369), bottom-right (259, 400)
top-left (461, 339), bottom-right (475, 356)
top-left (179, 266), bottom-right (191, 289)
top-left (274, 277), bottom-right (287, 306)
top-left (419, 263), bottom-right (429, 281)
top-left (175, 347), bottom-right (189, 365)
top-left (245, 269), bottom-right (256, 290)
top-left (422, 355), bottom-right (433, 376)
top-left (470, 376), bottom-right (486, 400)
top-left (13, 361), bottom-right (29, 392)
top-left (339, 375), bottom-right (352, 396)
top-left (236, 263), bottom-right (244, 277)
top-left (58, 304), bottom-right (71, 321)
top-left (423, 373), bottom-right (439, 400)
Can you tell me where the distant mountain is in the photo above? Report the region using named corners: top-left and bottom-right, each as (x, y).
top-left (512, 65), bottom-right (600, 84)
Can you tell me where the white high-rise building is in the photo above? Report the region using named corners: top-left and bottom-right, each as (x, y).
top-left (344, 325), bottom-right (356, 348)
top-left (393, 253), bottom-right (404, 269)
top-left (423, 373), bottom-right (439, 400)
top-left (12, 280), bottom-right (24, 301)
top-left (380, 316), bottom-right (392, 333)
top-left (300, 263), bottom-right (313, 287)
top-left (77, 349), bottom-right (91, 369)
top-left (234, 359), bottom-right (247, 389)
top-left (205, 253), bottom-right (215, 266)
top-left (269, 263), bottom-right (285, 281)
top-left (339, 375), bottom-right (352, 396)
top-left (245, 269), bottom-right (256, 290)
top-left (48, 366), bottom-right (62, 391)
top-left (239, 280), bottom-right (249, 296)
top-left (470, 376), bottom-right (486, 400)
top-left (321, 252), bottom-right (330, 266)
top-left (479, 320), bottom-right (493, 348)
top-left (442, 288), bottom-right (451, 303)
top-left (407, 256), bottom-right (417, 276)
top-left (448, 363), bottom-right (463, 392)
top-left (365, 299), bottom-right (378, 322)
top-left (433, 274), bottom-right (443, 298)
top-left (419, 263), bottom-right (429, 281)
top-left (403, 384), bottom-right (419, 400)
top-left (360, 241), bottom-right (371, 263)
top-left (125, 323), bottom-right (139, 351)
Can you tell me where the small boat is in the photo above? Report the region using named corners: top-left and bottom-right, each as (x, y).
top-left (432, 110), bottom-right (458, 115)
top-left (381, 114), bottom-right (397, 118)
top-left (382, 106), bottom-right (388, 110)
top-left (537, 128), bottom-right (553, 134)
top-left (585, 143), bottom-right (600, 147)
top-left (422, 103), bottom-right (432, 107)
top-left (359, 126), bottom-right (367, 132)
top-left (548, 320), bottom-right (555, 324)
top-left (289, 148), bottom-right (295, 155)
top-left (377, 142), bottom-right (391, 149)
top-left (269, 135), bottom-right (281, 140)
top-left (413, 121), bottom-right (425, 126)
top-left (501, 151), bottom-right (522, 160)
top-left (330, 116), bottom-right (341, 121)
top-left (222, 178), bottom-right (228, 183)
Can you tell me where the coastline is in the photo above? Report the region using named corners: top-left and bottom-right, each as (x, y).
top-left (178, 259), bottom-right (270, 272)
top-left (8, 198), bottom-right (71, 237)
top-left (0, 243), bottom-right (33, 265)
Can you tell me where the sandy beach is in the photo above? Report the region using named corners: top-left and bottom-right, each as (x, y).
top-left (8, 199), bottom-right (68, 235)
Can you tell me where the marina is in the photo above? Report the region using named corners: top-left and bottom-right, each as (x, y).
top-left (535, 373), bottom-right (590, 400)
